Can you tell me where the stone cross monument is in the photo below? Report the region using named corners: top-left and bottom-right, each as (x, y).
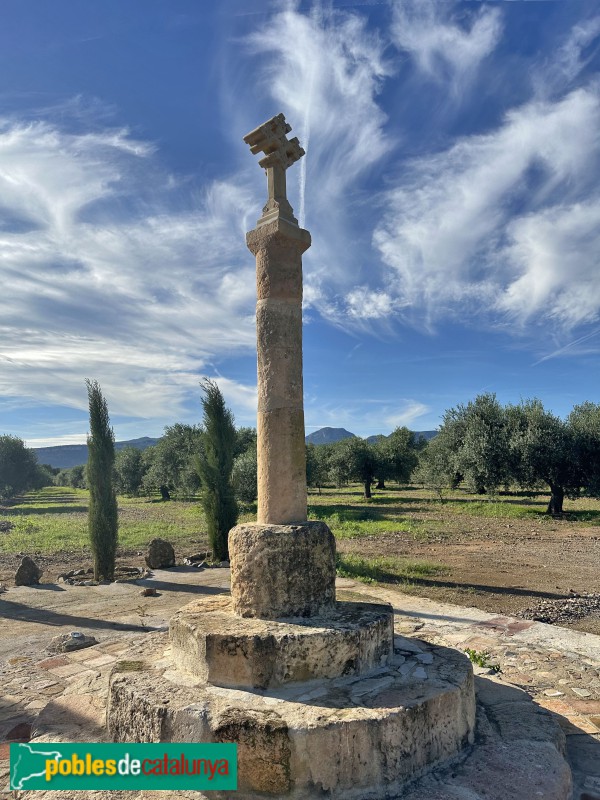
top-left (243, 113), bottom-right (310, 525)
top-left (223, 114), bottom-right (337, 619)
top-left (107, 114), bottom-right (476, 799)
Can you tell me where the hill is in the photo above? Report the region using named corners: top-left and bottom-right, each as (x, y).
top-left (305, 427), bottom-right (356, 445)
top-left (34, 436), bottom-right (160, 469)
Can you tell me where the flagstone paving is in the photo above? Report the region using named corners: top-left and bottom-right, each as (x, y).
top-left (0, 568), bottom-right (598, 798)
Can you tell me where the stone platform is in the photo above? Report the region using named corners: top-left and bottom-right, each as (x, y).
top-left (170, 596), bottom-right (393, 689)
top-left (1, 571), bottom-right (586, 800)
top-left (108, 629), bottom-right (476, 799)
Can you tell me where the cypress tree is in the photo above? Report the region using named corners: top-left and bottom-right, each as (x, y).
top-left (196, 379), bottom-right (238, 562)
top-left (86, 379), bottom-right (118, 581)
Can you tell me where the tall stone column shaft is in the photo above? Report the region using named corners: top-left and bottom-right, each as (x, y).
top-left (247, 216), bottom-right (311, 524)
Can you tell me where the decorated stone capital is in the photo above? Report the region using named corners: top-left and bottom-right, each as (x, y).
top-left (246, 218), bottom-right (311, 304)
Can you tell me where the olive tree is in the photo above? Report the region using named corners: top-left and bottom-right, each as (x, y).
top-left (326, 441), bottom-right (352, 488)
top-left (507, 399), bottom-right (579, 515)
top-left (142, 424), bottom-right (203, 498)
top-left (434, 394), bottom-right (510, 495)
top-left (378, 427), bottom-right (420, 487)
top-left (340, 437), bottom-right (378, 499)
top-left (114, 446), bottom-right (147, 497)
top-left (0, 435), bottom-right (42, 501)
top-left (569, 402), bottom-right (600, 497)
top-left (414, 434), bottom-right (455, 502)
top-left (232, 447), bottom-right (257, 504)
top-left (306, 443), bottom-right (329, 494)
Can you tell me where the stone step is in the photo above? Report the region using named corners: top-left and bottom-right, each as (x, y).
top-left (170, 596), bottom-right (394, 690)
top-left (107, 632), bottom-right (476, 799)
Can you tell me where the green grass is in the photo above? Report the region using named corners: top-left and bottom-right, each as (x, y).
top-left (308, 503), bottom-right (419, 539)
top-left (335, 553), bottom-right (445, 585)
top-left (464, 648), bottom-right (501, 672)
top-left (0, 486), bottom-right (210, 555)
top-left (3, 483), bottom-right (600, 559)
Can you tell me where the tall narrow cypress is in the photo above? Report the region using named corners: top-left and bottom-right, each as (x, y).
top-left (86, 379), bottom-right (118, 581)
top-left (196, 379), bottom-right (238, 562)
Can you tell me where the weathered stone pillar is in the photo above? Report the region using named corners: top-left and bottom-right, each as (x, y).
top-left (247, 217), bottom-right (310, 524)
top-left (226, 113), bottom-right (337, 619)
top-left (243, 113), bottom-right (311, 525)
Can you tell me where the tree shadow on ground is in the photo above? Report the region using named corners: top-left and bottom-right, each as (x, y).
top-left (309, 505), bottom-right (386, 521)
top-left (137, 578), bottom-right (228, 596)
top-left (29, 584), bottom-right (66, 592)
top-left (426, 496), bottom-right (548, 508)
top-left (2, 505), bottom-right (88, 516)
top-left (341, 566), bottom-right (570, 603)
top-left (0, 600), bottom-right (151, 632)
top-left (4, 492), bottom-right (80, 505)
top-left (564, 510), bottom-right (600, 524)
top-left (0, 582), bottom-right (224, 632)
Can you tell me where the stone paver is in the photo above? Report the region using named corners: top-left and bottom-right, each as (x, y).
top-left (340, 579), bottom-right (600, 800)
top-left (0, 569), bottom-right (598, 799)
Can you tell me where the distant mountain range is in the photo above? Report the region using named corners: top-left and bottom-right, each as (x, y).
top-left (34, 437), bottom-right (159, 469)
top-left (305, 427), bottom-right (438, 446)
top-left (34, 428), bottom-right (439, 468)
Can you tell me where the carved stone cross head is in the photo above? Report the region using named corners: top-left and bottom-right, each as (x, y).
top-left (244, 113), bottom-right (305, 227)
top-left (243, 113), bottom-right (305, 171)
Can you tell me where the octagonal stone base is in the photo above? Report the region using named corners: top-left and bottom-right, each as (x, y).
top-left (108, 634), bottom-right (476, 799)
top-left (229, 522), bottom-right (336, 619)
top-left (170, 597), bottom-right (393, 690)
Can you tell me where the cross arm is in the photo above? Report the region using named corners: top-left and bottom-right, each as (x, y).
top-left (243, 113), bottom-right (305, 170)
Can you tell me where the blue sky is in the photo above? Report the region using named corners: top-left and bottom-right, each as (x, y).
top-left (0, 0), bottom-right (599, 447)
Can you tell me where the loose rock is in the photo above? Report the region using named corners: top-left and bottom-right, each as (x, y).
top-left (48, 631), bottom-right (98, 653)
top-left (519, 593), bottom-right (600, 625)
top-left (14, 556), bottom-right (42, 586)
top-left (145, 538), bottom-right (175, 569)
top-left (183, 552), bottom-right (210, 567)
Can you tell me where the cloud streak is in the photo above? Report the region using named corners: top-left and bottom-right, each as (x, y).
top-left (0, 116), bottom-right (258, 424)
top-left (246, 1), bottom-right (393, 294)
top-left (373, 87), bottom-right (600, 331)
top-left (391, 1), bottom-right (502, 90)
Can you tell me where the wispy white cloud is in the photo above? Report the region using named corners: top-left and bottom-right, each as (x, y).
top-left (373, 87), bottom-right (600, 330)
top-left (304, 394), bottom-right (431, 437)
top-left (391, 1), bottom-right (503, 89)
top-left (535, 15), bottom-right (600, 96)
top-left (500, 201), bottom-right (600, 328)
top-left (25, 434), bottom-right (88, 448)
top-left (345, 288), bottom-right (398, 321)
top-left (385, 401), bottom-right (430, 430)
top-left (531, 327), bottom-right (600, 367)
top-left (0, 115), bottom-right (258, 423)
top-left (246, 1), bottom-right (393, 289)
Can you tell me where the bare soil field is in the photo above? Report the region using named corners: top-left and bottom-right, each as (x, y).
top-left (1, 485), bottom-right (599, 635)
top-left (321, 487), bottom-right (600, 635)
